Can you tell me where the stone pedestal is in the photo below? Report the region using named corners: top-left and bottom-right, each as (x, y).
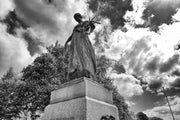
top-left (41, 77), bottom-right (119, 120)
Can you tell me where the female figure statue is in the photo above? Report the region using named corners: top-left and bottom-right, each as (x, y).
top-left (65, 13), bottom-right (98, 80)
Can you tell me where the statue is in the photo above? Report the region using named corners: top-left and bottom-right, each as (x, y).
top-left (65, 13), bottom-right (99, 80)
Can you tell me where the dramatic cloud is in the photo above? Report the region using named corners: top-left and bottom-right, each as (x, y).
top-left (14, 0), bottom-right (59, 33)
top-left (0, 0), bottom-right (89, 77)
top-left (124, 0), bottom-right (148, 26)
top-left (0, 0), bottom-right (14, 19)
top-left (0, 23), bottom-right (34, 77)
top-left (142, 0), bottom-right (180, 26)
top-left (148, 78), bottom-right (163, 91)
top-left (125, 0), bottom-right (180, 31)
top-left (170, 78), bottom-right (180, 89)
top-left (159, 54), bottom-right (179, 73)
top-left (1, 11), bottom-right (28, 35)
top-left (0, 0), bottom-right (180, 116)
top-left (87, 0), bottom-right (133, 29)
top-left (145, 56), bottom-right (160, 73)
top-left (145, 96), bottom-right (180, 120)
top-left (102, 15), bottom-right (180, 91)
top-left (13, 0), bottom-right (88, 45)
top-left (173, 8), bottom-right (180, 21)
top-left (172, 69), bottom-right (180, 76)
top-left (111, 73), bottom-right (143, 98)
top-left (1, 11), bottom-right (45, 56)
top-left (22, 31), bottom-right (44, 56)
top-left (113, 62), bottom-right (126, 74)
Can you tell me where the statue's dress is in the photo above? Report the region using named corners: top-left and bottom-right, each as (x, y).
top-left (68, 21), bottom-right (96, 79)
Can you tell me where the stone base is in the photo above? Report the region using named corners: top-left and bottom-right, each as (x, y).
top-left (41, 77), bottom-right (119, 120)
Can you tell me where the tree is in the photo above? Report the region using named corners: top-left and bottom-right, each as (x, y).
top-left (20, 53), bottom-right (61, 119)
top-left (96, 55), bottom-right (132, 120)
top-left (1, 67), bottom-right (15, 81)
top-left (17, 42), bottom-right (68, 119)
top-left (136, 112), bottom-right (149, 120)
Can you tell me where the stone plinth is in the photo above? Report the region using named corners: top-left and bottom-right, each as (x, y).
top-left (41, 77), bottom-right (119, 120)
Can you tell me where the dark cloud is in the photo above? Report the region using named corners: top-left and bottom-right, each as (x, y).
top-left (0, 11), bottom-right (43, 56)
top-left (146, 57), bottom-right (160, 73)
top-left (172, 69), bottom-right (180, 76)
top-left (13, 0), bottom-right (60, 34)
top-left (87, 0), bottom-right (133, 29)
top-left (174, 110), bottom-right (180, 115)
top-left (23, 32), bottom-right (43, 56)
top-left (93, 26), bottom-right (111, 53)
top-left (142, 0), bottom-right (180, 27)
top-left (113, 62), bottom-right (126, 74)
top-left (0, 24), bottom-right (32, 77)
top-left (159, 54), bottom-right (179, 73)
top-left (1, 11), bottom-right (28, 35)
top-left (171, 78), bottom-right (180, 88)
top-left (148, 79), bottom-right (163, 91)
top-left (13, 0), bottom-right (86, 45)
top-left (126, 37), bottom-right (151, 75)
top-left (175, 42), bottom-right (180, 50)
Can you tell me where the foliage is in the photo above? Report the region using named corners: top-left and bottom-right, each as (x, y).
top-left (136, 112), bottom-right (149, 120)
top-left (0, 68), bottom-right (22, 120)
top-left (1, 67), bottom-right (15, 81)
top-left (96, 55), bottom-right (132, 120)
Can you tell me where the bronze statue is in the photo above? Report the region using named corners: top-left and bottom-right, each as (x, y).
top-left (65, 13), bottom-right (99, 80)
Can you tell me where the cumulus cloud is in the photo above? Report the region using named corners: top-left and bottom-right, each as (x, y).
top-left (113, 62), bottom-right (126, 74)
top-left (172, 69), bottom-right (180, 76)
top-left (0, 0), bottom-right (89, 77)
top-left (13, 0), bottom-right (88, 45)
top-left (0, 23), bottom-right (34, 77)
top-left (101, 15), bottom-right (180, 91)
top-left (1, 11), bottom-right (28, 35)
top-left (87, 0), bottom-right (133, 29)
top-left (173, 8), bottom-right (180, 21)
top-left (124, 0), bottom-right (148, 26)
top-left (142, 0), bottom-right (180, 26)
top-left (170, 78), bottom-right (180, 89)
top-left (0, 0), bottom-right (14, 19)
top-left (144, 96), bottom-right (180, 120)
top-left (159, 54), bottom-right (179, 73)
top-left (111, 73), bottom-right (144, 98)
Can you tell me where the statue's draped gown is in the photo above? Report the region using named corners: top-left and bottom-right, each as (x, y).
top-left (68, 21), bottom-right (96, 79)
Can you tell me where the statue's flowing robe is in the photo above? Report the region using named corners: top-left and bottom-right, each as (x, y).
top-left (68, 21), bottom-right (96, 78)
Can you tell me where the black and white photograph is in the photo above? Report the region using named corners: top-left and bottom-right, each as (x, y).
top-left (0, 0), bottom-right (180, 120)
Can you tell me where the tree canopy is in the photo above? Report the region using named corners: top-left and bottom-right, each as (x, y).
top-left (136, 112), bottom-right (149, 120)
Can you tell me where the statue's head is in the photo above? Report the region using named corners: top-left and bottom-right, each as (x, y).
top-left (74, 13), bottom-right (83, 23)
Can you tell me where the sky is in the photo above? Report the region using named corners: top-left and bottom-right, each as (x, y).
top-left (0, 0), bottom-right (180, 120)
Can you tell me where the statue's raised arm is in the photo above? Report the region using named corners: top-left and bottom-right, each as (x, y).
top-left (65, 13), bottom-right (98, 80)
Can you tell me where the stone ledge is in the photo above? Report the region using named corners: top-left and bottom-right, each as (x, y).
top-left (41, 96), bottom-right (119, 120)
top-left (50, 77), bottom-right (113, 104)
